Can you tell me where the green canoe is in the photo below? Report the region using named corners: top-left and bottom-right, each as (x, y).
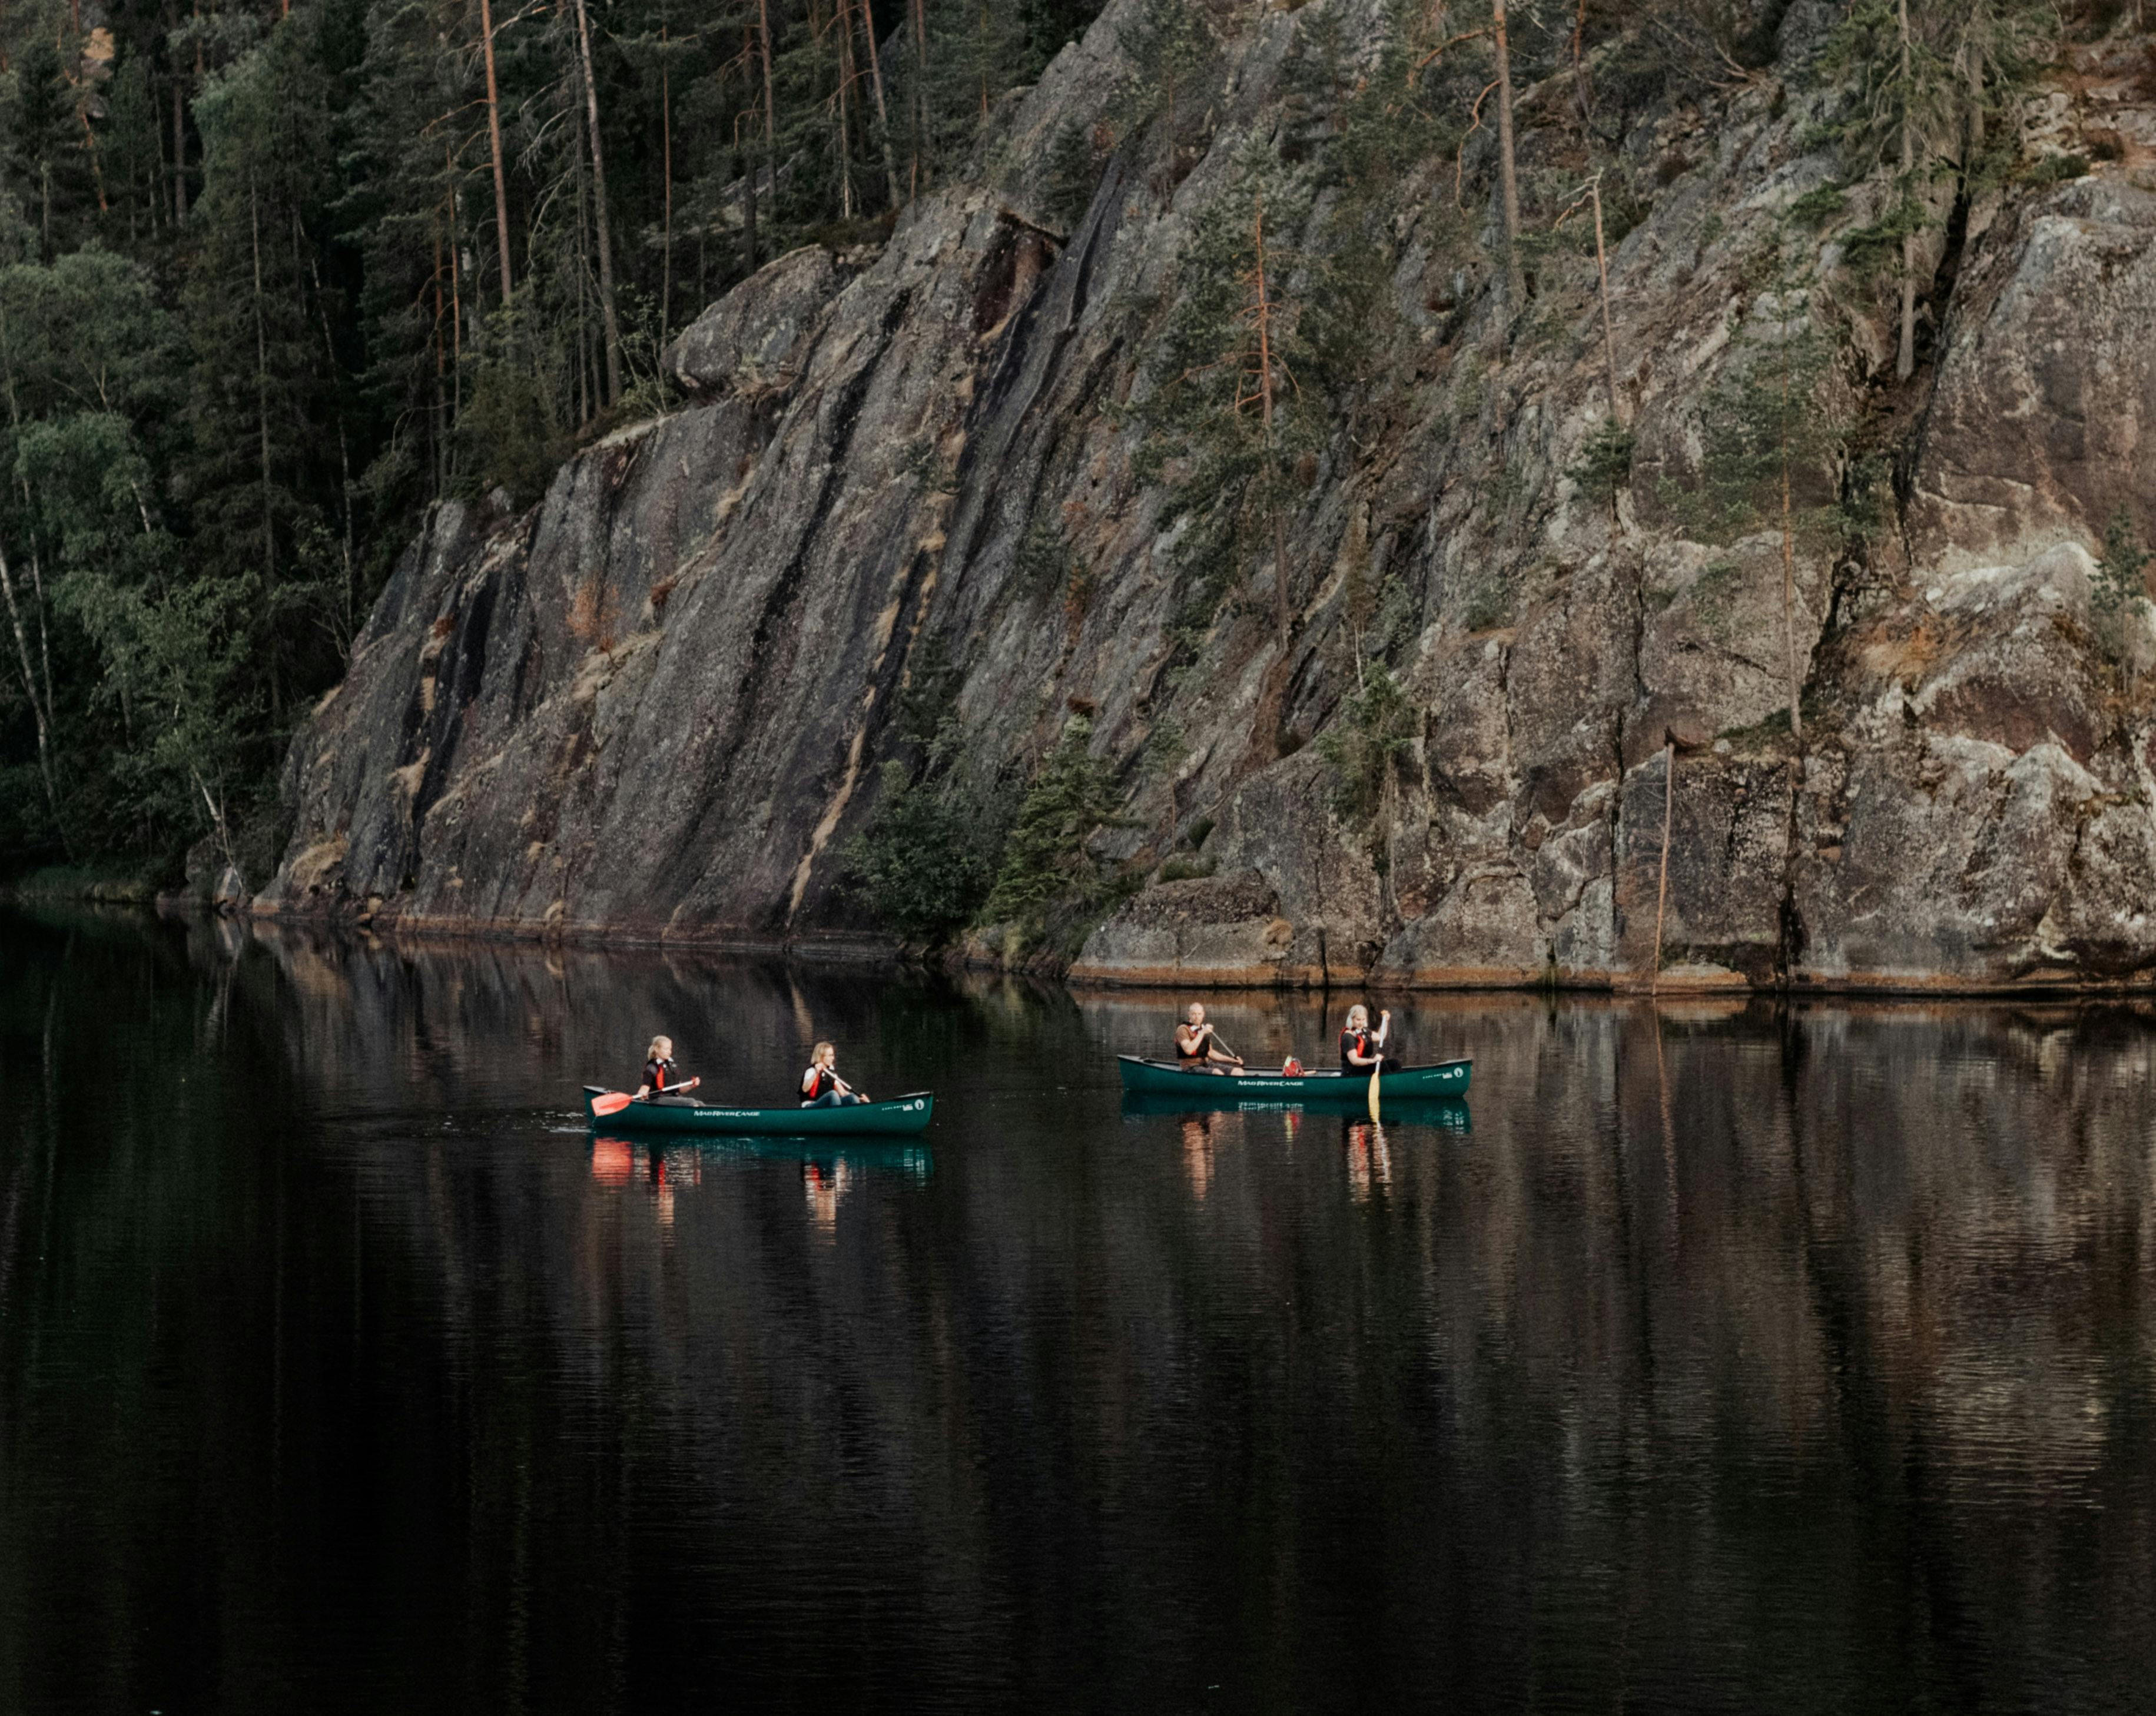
top-left (581, 1085), bottom-right (934, 1136)
top-left (1116, 1054), bottom-right (1472, 1101)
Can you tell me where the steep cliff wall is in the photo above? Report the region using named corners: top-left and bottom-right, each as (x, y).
top-left (261, 1), bottom-right (2156, 991)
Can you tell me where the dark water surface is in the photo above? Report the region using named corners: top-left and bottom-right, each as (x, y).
top-left (3, 907), bottom-right (2154, 1713)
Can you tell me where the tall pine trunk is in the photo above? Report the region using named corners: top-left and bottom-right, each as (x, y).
top-left (910, 0), bottom-right (930, 195)
top-left (1779, 297), bottom-right (1802, 742)
top-left (1897, 0), bottom-right (1916, 381)
top-left (660, 16), bottom-right (673, 345)
top-left (857, 0), bottom-right (900, 210)
top-left (1253, 190), bottom-right (1291, 653)
top-left (250, 175), bottom-right (278, 718)
top-left (0, 545), bottom-right (61, 844)
top-left (1492, 0), bottom-right (1523, 313)
top-left (479, 0), bottom-right (515, 304)
top-left (1591, 174), bottom-right (1623, 425)
top-left (831, 0), bottom-right (856, 220)
top-left (572, 0), bottom-right (623, 405)
top-left (758, 0), bottom-right (780, 233)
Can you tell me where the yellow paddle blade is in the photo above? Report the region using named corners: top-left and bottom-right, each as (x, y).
top-left (1368, 1064), bottom-right (1381, 1122)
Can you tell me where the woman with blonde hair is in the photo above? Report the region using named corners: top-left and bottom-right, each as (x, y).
top-left (800, 1040), bottom-right (868, 1107)
top-left (636, 1035), bottom-right (690, 1100)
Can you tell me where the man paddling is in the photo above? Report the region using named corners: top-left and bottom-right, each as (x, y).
top-left (1340, 1005), bottom-right (1399, 1078)
top-left (1175, 1003), bottom-right (1243, 1073)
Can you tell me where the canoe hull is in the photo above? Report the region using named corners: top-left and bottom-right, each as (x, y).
top-left (1116, 1055), bottom-right (1471, 1100)
top-left (582, 1086), bottom-right (934, 1136)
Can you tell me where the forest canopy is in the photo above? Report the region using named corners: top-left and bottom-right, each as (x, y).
top-left (0, 0), bottom-right (1104, 884)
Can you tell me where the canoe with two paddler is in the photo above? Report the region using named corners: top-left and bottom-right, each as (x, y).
top-left (581, 1086), bottom-right (934, 1136)
top-left (1116, 1055), bottom-right (1472, 1101)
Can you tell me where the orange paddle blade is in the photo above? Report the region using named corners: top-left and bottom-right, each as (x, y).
top-left (591, 1091), bottom-right (632, 1116)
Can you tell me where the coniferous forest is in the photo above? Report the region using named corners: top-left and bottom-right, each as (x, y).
top-left (0, 0), bottom-right (2108, 938)
top-left (0, 0), bottom-right (1104, 884)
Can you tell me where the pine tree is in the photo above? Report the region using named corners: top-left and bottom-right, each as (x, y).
top-left (1135, 136), bottom-right (1325, 653)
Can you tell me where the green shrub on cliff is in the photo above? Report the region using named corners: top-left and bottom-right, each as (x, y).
top-left (981, 716), bottom-right (1124, 931)
top-left (2092, 506), bottom-right (2151, 665)
top-left (844, 765), bottom-right (1001, 942)
top-left (1319, 665), bottom-right (1417, 822)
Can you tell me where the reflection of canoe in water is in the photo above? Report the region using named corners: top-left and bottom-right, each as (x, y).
top-left (592, 1133), bottom-right (933, 1173)
top-left (1120, 1091), bottom-right (1471, 1131)
top-left (1116, 1055), bottom-right (1472, 1100)
top-left (581, 1085), bottom-right (934, 1136)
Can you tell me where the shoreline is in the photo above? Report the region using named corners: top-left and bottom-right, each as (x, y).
top-left (9, 893), bottom-right (2142, 1002)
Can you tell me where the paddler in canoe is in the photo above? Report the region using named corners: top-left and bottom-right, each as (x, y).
top-left (800, 1040), bottom-right (870, 1107)
top-left (1174, 1003), bottom-right (1244, 1074)
top-left (635, 1035), bottom-right (702, 1104)
top-left (1339, 1005), bottom-right (1400, 1078)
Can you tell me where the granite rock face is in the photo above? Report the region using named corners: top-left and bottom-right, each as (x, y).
top-left (263, 3), bottom-right (2156, 992)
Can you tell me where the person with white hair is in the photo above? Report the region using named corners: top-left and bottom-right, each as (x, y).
top-left (1339, 1005), bottom-right (1398, 1077)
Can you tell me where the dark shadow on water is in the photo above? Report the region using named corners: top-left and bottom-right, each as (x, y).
top-left (2, 906), bottom-right (2154, 1712)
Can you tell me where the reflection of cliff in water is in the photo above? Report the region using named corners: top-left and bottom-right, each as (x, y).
top-left (3, 907), bottom-right (2153, 1704)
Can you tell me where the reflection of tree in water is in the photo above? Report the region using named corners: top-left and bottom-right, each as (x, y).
top-left (9, 912), bottom-right (2156, 1707)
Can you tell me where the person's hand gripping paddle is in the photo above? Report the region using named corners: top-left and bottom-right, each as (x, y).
top-left (592, 1077), bottom-right (699, 1117)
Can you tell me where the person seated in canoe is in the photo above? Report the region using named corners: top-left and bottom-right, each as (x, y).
top-left (801, 1041), bottom-right (870, 1107)
top-left (635, 1036), bottom-right (699, 1103)
top-left (1340, 1006), bottom-right (1400, 1078)
top-left (1174, 1003), bottom-right (1243, 1073)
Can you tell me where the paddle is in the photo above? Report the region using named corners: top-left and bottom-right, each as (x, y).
top-left (1203, 1027), bottom-right (1245, 1068)
top-left (591, 1076), bottom-right (700, 1117)
top-left (1367, 1013), bottom-right (1388, 1122)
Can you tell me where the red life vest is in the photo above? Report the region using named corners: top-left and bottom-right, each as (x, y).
top-left (802, 1066), bottom-right (835, 1101)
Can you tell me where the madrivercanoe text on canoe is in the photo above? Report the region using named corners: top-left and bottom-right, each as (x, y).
top-left (1116, 1056), bottom-right (1471, 1100)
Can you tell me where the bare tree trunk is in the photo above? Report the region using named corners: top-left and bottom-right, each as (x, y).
top-left (250, 176), bottom-right (278, 718)
top-left (479, 0), bottom-right (515, 304)
top-left (758, 0), bottom-right (781, 224)
top-left (832, 0), bottom-right (857, 220)
top-left (910, 0), bottom-right (930, 195)
top-left (445, 160), bottom-right (463, 433)
top-left (1493, 0), bottom-right (1524, 313)
top-left (433, 215), bottom-right (447, 494)
top-left (1591, 173), bottom-right (1623, 425)
top-left (1897, 0), bottom-right (1916, 381)
top-left (1780, 318), bottom-right (1803, 742)
top-left (857, 0), bottom-right (901, 210)
top-left (0, 543), bottom-right (61, 841)
top-left (1651, 739), bottom-right (1673, 991)
top-left (660, 16), bottom-right (673, 346)
top-left (1253, 190), bottom-right (1291, 652)
top-left (167, 0), bottom-right (188, 224)
top-left (572, 0), bottom-right (623, 406)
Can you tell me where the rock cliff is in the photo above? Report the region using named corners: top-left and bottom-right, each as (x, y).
top-left (261, 1), bottom-right (2156, 993)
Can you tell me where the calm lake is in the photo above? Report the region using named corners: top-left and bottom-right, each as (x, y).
top-left (2, 905), bottom-right (2152, 1712)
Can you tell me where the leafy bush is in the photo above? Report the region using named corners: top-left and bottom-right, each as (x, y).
top-left (1568, 418), bottom-right (1636, 505)
top-left (2025, 151), bottom-right (2091, 187)
top-left (2092, 506), bottom-right (2150, 663)
top-left (982, 715), bottom-right (1123, 928)
top-left (843, 764), bottom-right (1001, 942)
top-left (1042, 121), bottom-right (1104, 231)
top-left (457, 359), bottom-right (567, 508)
top-left (1318, 665), bottom-right (1417, 821)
